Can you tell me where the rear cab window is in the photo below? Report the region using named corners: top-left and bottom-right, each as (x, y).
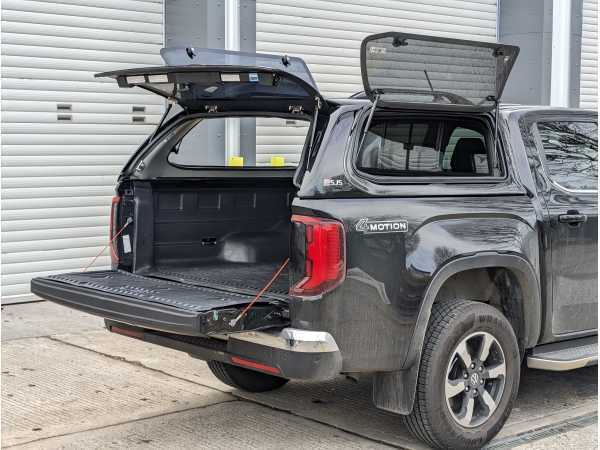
top-left (168, 116), bottom-right (310, 168)
top-left (356, 116), bottom-right (501, 179)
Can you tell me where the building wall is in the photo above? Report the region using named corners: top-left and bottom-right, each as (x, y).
top-left (1, 0), bottom-right (164, 300)
top-left (256, 0), bottom-right (499, 98)
top-left (0, 0), bottom-right (596, 300)
top-left (581, 0), bottom-right (598, 109)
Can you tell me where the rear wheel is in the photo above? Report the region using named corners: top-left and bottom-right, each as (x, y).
top-left (404, 299), bottom-right (520, 449)
top-left (207, 360), bottom-right (289, 392)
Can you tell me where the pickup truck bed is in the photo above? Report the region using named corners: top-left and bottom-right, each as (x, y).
top-left (148, 263), bottom-right (290, 298)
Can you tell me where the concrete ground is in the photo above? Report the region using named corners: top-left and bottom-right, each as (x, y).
top-left (1, 301), bottom-right (597, 449)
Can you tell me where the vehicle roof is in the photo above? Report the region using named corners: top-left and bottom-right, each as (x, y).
top-left (499, 104), bottom-right (597, 119)
top-left (334, 96), bottom-right (596, 115)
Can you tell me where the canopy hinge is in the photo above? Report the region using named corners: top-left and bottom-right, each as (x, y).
top-left (289, 105), bottom-right (304, 114)
top-left (205, 104), bottom-right (219, 113)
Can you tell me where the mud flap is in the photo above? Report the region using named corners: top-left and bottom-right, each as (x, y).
top-left (372, 364), bottom-right (419, 415)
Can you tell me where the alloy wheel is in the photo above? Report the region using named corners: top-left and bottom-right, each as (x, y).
top-left (444, 331), bottom-right (506, 428)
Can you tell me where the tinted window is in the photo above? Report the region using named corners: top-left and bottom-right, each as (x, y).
top-left (537, 121), bottom-right (598, 191)
top-left (168, 117), bottom-right (310, 167)
top-left (357, 118), bottom-right (492, 176)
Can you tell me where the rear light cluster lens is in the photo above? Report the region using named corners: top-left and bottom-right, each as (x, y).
top-left (290, 214), bottom-right (345, 297)
top-left (109, 195), bottom-right (121, 266)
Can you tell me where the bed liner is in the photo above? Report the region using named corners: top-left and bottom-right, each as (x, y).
top-left (147, 262), bottom-right (289, 300)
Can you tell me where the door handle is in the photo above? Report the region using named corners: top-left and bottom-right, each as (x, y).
top-left (558, 212), bottom-right (587, 225)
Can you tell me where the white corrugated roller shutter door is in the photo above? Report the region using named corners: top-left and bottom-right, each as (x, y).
top-left (255, 0), bottom-right (497, 161)
top-left (1, 0), bottom-right (164, 300)
top-left (581, 0), bottom-right (598, 109)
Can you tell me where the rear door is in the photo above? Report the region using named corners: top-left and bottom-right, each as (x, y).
top-left (532, 115), bottom-right (598, 335)
top-left (96, 48), bottom-right (324, 115)
top-left (360, 32), bottom-right (519, 111)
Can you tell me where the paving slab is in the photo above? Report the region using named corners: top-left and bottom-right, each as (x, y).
top-left (1, 301), bottom-right (103, 341)
top-left (3, 303), bottom-right (597, 449)
top-left (236, 367), bottom-right (597, 448)
top-left (487, 413), bottom-right (597, 449)
top-left (9, 401), bottom-right (390, 450)
top-left (54, 328), bottom-right (598, 449)
top-left (1, 337), bottom-right (232, 447)
top-left (53, 330), bottom-right (233, 392)
top-left (515, 422), bottom-right (598, 449)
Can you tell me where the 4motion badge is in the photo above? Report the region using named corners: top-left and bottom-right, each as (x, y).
top-left (355, 218), bottom-right (408, 234)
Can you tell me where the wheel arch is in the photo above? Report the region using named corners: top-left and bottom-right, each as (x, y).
top-left (373, 252), bottom-right (540, 415)
top-left (404, 252), bottom-right (541, 369)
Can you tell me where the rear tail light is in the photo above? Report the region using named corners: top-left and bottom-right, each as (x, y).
top-left (290, 215), bottom-right (345, 297)
top-left (109, 195), bottom-right (121, 266)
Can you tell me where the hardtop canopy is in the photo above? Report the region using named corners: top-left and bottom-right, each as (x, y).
top-left (360, 32), bottom-right (519, 112)
top-left (96, 48), bottom-right (323, 114)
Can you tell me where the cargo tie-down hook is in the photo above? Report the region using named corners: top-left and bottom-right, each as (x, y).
top-left (229, 258), bottom-right (290, 328)
top-left (83, 217), bottom-right (133, 272)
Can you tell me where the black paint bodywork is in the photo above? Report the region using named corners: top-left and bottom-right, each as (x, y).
top-left (290, 103), bottom-right (596, 373)
top-left (291, 103), bottom-right (536, 372)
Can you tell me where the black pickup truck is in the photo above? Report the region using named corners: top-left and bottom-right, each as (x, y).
top-left (32, 33), bottom-right (598, 449)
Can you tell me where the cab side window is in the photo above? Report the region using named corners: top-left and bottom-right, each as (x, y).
top-left (537, 121), bottom-right (598, 191)
top-left (357, 118), bottom-right (495, 177)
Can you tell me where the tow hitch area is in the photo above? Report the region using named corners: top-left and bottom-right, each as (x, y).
top-left (106, 320), bottom-right (343, 381)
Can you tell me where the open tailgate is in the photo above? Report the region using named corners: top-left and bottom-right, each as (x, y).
top-left (31, 270), bottom-right (288, 336)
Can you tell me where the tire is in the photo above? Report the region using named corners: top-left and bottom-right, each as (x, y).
top-left (403, 299), bottom-right (520, 449)
top-left (207, 360), bottom-right (289, 392)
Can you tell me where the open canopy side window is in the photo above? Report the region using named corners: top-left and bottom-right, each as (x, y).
top-left (360, 32), bottom-right (519, 112)
top-left (96, 48), bottom-right (323, 114)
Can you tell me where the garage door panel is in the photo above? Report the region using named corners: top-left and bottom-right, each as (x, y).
top-left (580, 0), bottom-right (598, 109)
top-left (2, 88), bottom-right (163, 105)
top-left (2, 33), bottom-right (161, 55)
top-left (258, 3), bottom-right (496, 32)
top-left (32, 0), bottom-right (163, 14)
top-left (2, 123), bottom-right (155, 135)
top-left (1, 0), bottom-right (163, 300)
top-left (2, 176), bottom-right (117, 190)
top-left (2, 196), bottom-right (113, 211)
top-left (2, 144), bottom-right (141, 156)
top-left (2, 55), bottom-right (167, 77)
top-left (3, 225), bottom-right (109, 243)
top-left (2, 18), bottom-right (163, 44)
top-left (2, 100), bottom-right (163, 115)
top-left (2, 186), bottom-right (115, 200)
top-left (2, 216), bottom-right (110, 233)
top-left (2, 10), bottom-right (162, 35)
top-left (2, 111), bottom-right (161, 125)
top-left (1, 256), bottom-right (110, 278)
top-left (259, 0), bottom-right (497, 17)
top-left (1, 44), bottom-right (160, 65)
top-left (3, 155), bottom-right (131, 168)
top-left (3, 0), bottom-right (161, 24)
